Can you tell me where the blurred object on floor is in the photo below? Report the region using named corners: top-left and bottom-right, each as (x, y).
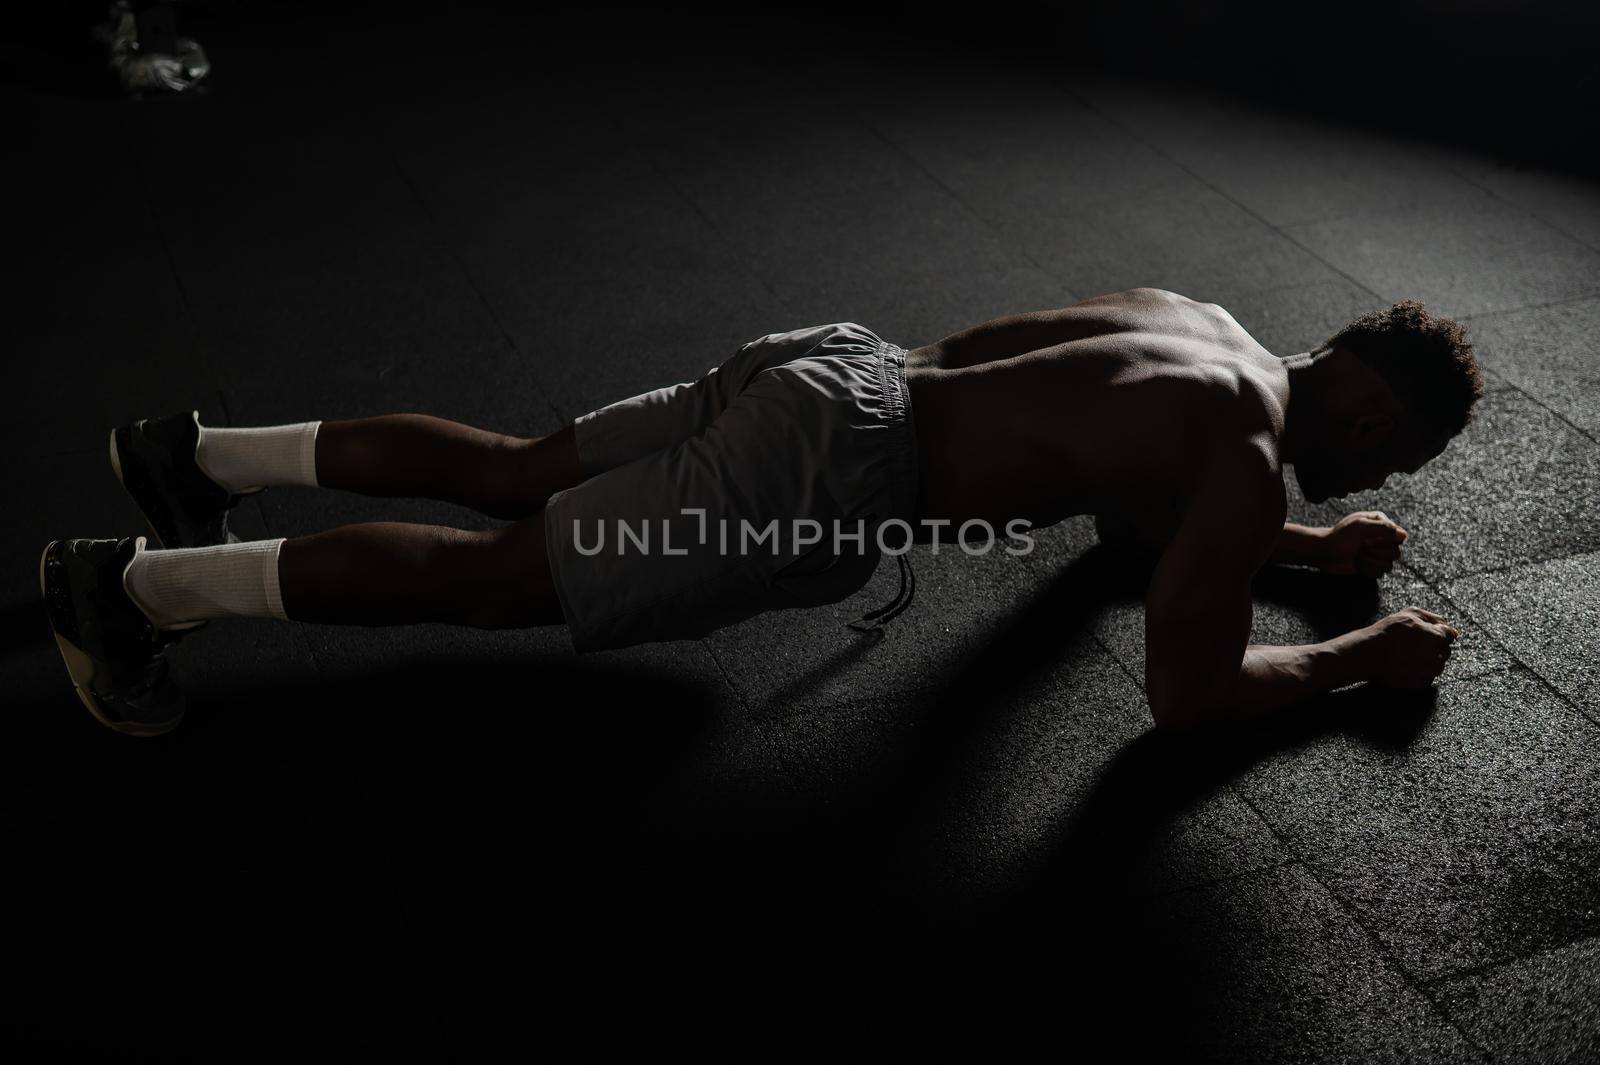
top-left (90, 0), bottom-right (209, 95)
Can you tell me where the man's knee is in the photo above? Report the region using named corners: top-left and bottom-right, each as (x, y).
top-left (504, 426), bottom-right (582, 507)
top-left (1095, 512), bottom-right (1138, 546)
top-left (465, 511), bottom-right (564, 629)
top-left (1095, 512), bottom-right (1162, 562)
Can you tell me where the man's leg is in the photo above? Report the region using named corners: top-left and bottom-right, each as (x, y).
top-left (42, 513), bottom-right (565, 736)
top-left (199, 415), bottom-right (582, 520)
top-left (277, 513), bottom-right (563, 628)
top-left (122, 510), bottom-right (563, 632)
top-left (314, 416), bottom-right (581, 519)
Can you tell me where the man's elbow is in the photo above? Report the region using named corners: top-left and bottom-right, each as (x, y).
top-left (1149, 693), bottom-right (1209, 732)
top-left (1148, 683), bottom-right (1236, 732)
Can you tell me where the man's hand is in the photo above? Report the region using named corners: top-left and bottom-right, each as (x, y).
top-left (1357, 606), bottom-right (1461, 688)
top-left (1319, 511), bottom-right (1408, 577)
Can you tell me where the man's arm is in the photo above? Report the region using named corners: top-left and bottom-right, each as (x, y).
top-left (1102, 515), bottom-right (1328, 568)
top-left (1267, 522), bottom-right (1330, 567)
top-left (1268, 513), bottom-right (1409, 576)
top-left (1145, 442), bottom-right (1381, 730)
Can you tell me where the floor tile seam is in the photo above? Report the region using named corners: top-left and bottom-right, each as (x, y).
top-left (1417, 578), bottom-right (1600, 735)
top-left (1232, 790), bottom-right (1496, 1059)
top-left (1458, 290), bottom-right (1600, 323)
top-left (1475, 379), bottom-right (1600, 450)
top-left (1052, 81), bottom-right (1390, 306)
top-left (1425, 546), bottom-right (1600, 592)
top-left (1449, 166), bottom-right (1600, 257)
top-left (1145, 855), bottom-right (1307, 900)
top-left (1415, 930), bottom-right (1600, 990)
top-left (846, 111), bottom-right (1081, 300)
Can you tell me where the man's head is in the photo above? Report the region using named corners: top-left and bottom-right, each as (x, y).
top-left (1287, 300), bottom-right (1484, 504)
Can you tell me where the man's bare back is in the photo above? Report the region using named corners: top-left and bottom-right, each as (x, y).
top-left (905, 286), bottom-right (1286, 542)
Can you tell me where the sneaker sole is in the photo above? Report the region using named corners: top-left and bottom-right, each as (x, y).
top-left (39, 543), bottom-right (184, 739)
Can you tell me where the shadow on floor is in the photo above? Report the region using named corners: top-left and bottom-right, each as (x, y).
top-left (0, 543), bottom-right (1442, 1040)
top-left (830, 543), bottom-right (1440, 1038)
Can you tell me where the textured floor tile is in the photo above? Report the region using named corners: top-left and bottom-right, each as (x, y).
top-left (1232, 667), bottom-right (1600, 981)
top-left (1105, 91), bottom-right (1490, 228)
top-left (857, 73), bottom-right (1195, 228)
top-left (706, 520), bottom-right (1099, 713)
top-left (1193, 136), bottom-right (1488, 227)
top-left (1139, 788), bottom-right (1296, 896)
top-left (1433, 936), bottom-right (1600, 1065)
top-left (1463, 295), bottom-right (1600, 441)
top-left (838, 74), bottom-right (1343, 306)
top-left (1445, 550), bottom-right (1600, 721)
top-left (379, 69), bottom-right (785, 427)
top-left (1120, 863), bottom-right (1482, 1062)
top-left (1072, 79), bottom-right (1330, 150)
top-left (1284, 196), bottom-right (1600, 318)
top-left (996, 179), bottom-right (1343, 307)
top-left (887, 644), bottom-right (1286, 907)
top-left (1453, 155), bottom-right (1600, 253)
top-left (1286, 389), bottom-right (1600, 582)
top-left (615, 75), bottom-right (1066, 349)
top-left (1224, 277), bottom-right (1391, 356)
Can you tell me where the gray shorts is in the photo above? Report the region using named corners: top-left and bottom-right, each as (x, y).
top-left (543, 322), bottom-right (919, 652)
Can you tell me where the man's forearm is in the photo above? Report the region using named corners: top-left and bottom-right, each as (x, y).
top-left (1176, 630), bottom-right (1375, 730)
top-left (1268, 522), bottom-right (1329, 567)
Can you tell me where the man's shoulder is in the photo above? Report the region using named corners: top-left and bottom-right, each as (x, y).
top-left (1185, 349), bottom-right (1287, 458)
top-left (1178, 382), bottom-right (1287, 527)
top-left (1188, 430), bottom-right (1288, 547)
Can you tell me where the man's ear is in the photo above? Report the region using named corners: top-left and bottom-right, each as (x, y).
top-left (1349, 412), bottom-right (1394, 451)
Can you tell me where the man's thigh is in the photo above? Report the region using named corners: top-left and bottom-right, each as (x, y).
top-left (545, 364), bottom-right (879, 651)
top-left (571, 324), bottom-right (865, 479)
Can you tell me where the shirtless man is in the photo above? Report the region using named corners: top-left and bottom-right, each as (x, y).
top-left (41, 288), bottom-right (1482, 736)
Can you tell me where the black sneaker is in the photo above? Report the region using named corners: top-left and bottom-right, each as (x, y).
top-left (40, 537), bottom-right (189, 737)
top-left (110, 410), bottom-right (258, 549)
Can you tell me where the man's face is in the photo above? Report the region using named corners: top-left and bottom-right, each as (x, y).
top-left (1294, 419), bottom-right (1450, 504)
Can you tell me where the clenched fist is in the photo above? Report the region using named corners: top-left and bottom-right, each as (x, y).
top-left (1362, 606), bottom-right (1461, 689)
top-left (1320, 511), bottom-right (1408, 578)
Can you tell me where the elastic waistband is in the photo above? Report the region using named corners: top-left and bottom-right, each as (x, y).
top-left (874, 339), bottom-right (919, 528)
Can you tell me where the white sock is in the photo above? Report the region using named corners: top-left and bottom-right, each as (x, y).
top-left (124, 537), bottom-right (290, 629)
top-left (195, 421), bottom-right (321, 493)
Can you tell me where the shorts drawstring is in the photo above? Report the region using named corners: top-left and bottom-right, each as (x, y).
top-left (843, 338), bottom-right (918, 636)
top-left (847, 550), bottom-right (916, 633)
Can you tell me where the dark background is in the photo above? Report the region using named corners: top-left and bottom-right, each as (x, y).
top-left (20, 0), bottom-right (1600, 173)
